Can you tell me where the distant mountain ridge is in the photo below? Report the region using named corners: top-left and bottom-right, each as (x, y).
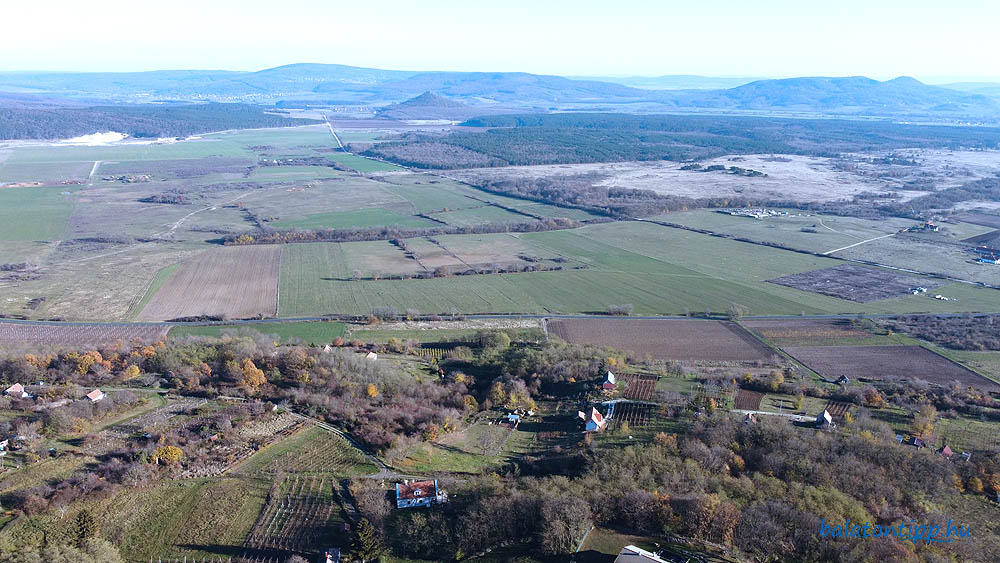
top-left (0, 64), bottom-right (998, 122)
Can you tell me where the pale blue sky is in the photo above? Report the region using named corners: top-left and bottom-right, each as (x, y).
top-left (4, 0), bottom-right (997, 81)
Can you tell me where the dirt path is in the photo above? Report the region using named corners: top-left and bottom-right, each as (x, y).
top-left (87, 160), bottom-right (101, 184)
top-left (822, 232), bottom-right (897, 255)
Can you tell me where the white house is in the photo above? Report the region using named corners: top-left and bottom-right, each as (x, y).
top-left (395, 479), bottom-right (447, 509)
top-left (614, 545), bottom-right (670, 563)
top-left (579, 407), bottom-right (609, 432)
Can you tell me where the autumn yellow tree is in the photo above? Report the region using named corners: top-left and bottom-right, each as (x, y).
top-left (366, 383), bottom-right (379, 398)
top-left (239, 359), bottom-right (267, 394)
top-left (152, 445), bottom-right (184, 465)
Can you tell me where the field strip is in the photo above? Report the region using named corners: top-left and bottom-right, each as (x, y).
top-left (822, 232), bottom-right (897, 255)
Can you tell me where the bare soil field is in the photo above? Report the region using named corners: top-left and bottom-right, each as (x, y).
top-left (137, 245), bottom-right (281, 321)
top-left (954, 212), bottom-right (1000, 230)
top-left (782, 345), bottom-right (1000, 391)
top-left (546, 318), bottom-right (777, 362)
top-left (734, 390), bottom-right (764, 410)
top-left (0, 321), bottom-right (167, 347)
top-left (768, 264), bottom-right (945, 303)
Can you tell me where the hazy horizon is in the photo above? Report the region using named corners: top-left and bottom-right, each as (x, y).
top-left (4, 0), bottom-right (998, 83)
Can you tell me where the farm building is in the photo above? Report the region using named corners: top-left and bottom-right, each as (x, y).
top-left (602, 371), bottom-right (617, 390)
top-left (938, 445), bottom-right (954, 460)
top-left (395, 479), bottom-right (447, 509)
top-left (815, 410), bottom-right (833, 428)
top-left (3, 383), bottom-right (31, 399)
top-left (506, 413), bottom-right (521, 428)
top-left (837, 375), bottom-right (850, 385)
top-left (365, 351), bottom-right (378, 361)
top-left (614, 545), bottom-right (670, 563)
top-left (580, 407), bottom-right (609, 432)
top-left (86, 389), bottom-right (106, 402)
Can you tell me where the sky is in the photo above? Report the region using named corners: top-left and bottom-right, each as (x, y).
top-left (3, 0), bottom-right (998, 82)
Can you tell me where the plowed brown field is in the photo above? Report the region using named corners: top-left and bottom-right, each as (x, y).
top-left (137, 246), bottom-right (281, 321)
top-left (547, 318), bottom-right (775, 362)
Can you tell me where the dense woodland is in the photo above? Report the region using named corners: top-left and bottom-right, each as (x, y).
top-left (364, 113), bottom-right (1000, 169)
top-left (0, 103), bottom-right (319, 140)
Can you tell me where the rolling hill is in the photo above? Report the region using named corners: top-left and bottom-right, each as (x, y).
top-left (1, 64), bottom-right (998, 122)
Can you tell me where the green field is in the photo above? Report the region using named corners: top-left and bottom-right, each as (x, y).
top-left (170, 320), bottom-right (347, 345)
top-left (276, 221), bottom-right (1000, 317)
top-left (271, 207), bottom-right (437, 230)
top-left (431, 204), bottom-right (535, 226)
top-left (0, 186), bottom-right (76, 240)
top-left (326, 152), bottom-right (404, 172)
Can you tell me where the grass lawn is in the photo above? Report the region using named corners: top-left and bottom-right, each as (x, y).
top-left (169, 320), bottom-right (347, 345)
top-left (430, 205), bottom-right (536, 227)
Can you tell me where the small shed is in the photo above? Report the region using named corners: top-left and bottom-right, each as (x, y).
top-left (3, 383), bottom-right (30, 399)
top-left (86, 389), bottom-right (106, 402)
top-left (506, 413), bottom-right (521, 427)
top-left (365, 352), bottom-right (378, 361)
top-left (837, 375), bottom-right (850, 385)
top-left (909, 437), bottom-right (926, 449)
top-left (815, 410), bottom-right (833, 428)
top-left (938, 444), bottom-right (954, 459)
top-left (602, 371), bottom-right (617, 390)
top-left (320, 547), bottom-right (341, 563)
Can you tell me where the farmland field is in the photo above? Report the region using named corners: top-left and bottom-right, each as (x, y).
top-left (169, 320), bottom-right (346, 345)
top-left (0, 320), bottom-right (167, 346)
top-left (741, 318), bottom-right (893, 347)
top-left (734, 390), bottom-right (765, 410)
top-left (782, 345), bottom-right (1000, 391)
top-left (768, 264), bottom-right (945, 302)
top-left (271, 207), bottom-right (437, 230)
top-left (235, 425), bottom-right (376, 478)
top-left (137, 245), bottom-right (281, 321)
top-left (0, 186), bottom-right (76, 240)
top-left (547, 318), bottom-right (777, 362)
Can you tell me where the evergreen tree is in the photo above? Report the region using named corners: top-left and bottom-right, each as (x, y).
top-left (353, 518), bottom-right (385, 562)
top-left (72, 509), bottom-right (99, 547)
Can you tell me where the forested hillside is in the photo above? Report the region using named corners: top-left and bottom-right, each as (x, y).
top-left (0, 103), bottom-right (320, 140)
top-left (363, 113), bottom-right (1000, 168)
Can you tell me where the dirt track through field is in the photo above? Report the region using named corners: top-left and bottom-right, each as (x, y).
top-left (137, 246), bottom-right (281, 321)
